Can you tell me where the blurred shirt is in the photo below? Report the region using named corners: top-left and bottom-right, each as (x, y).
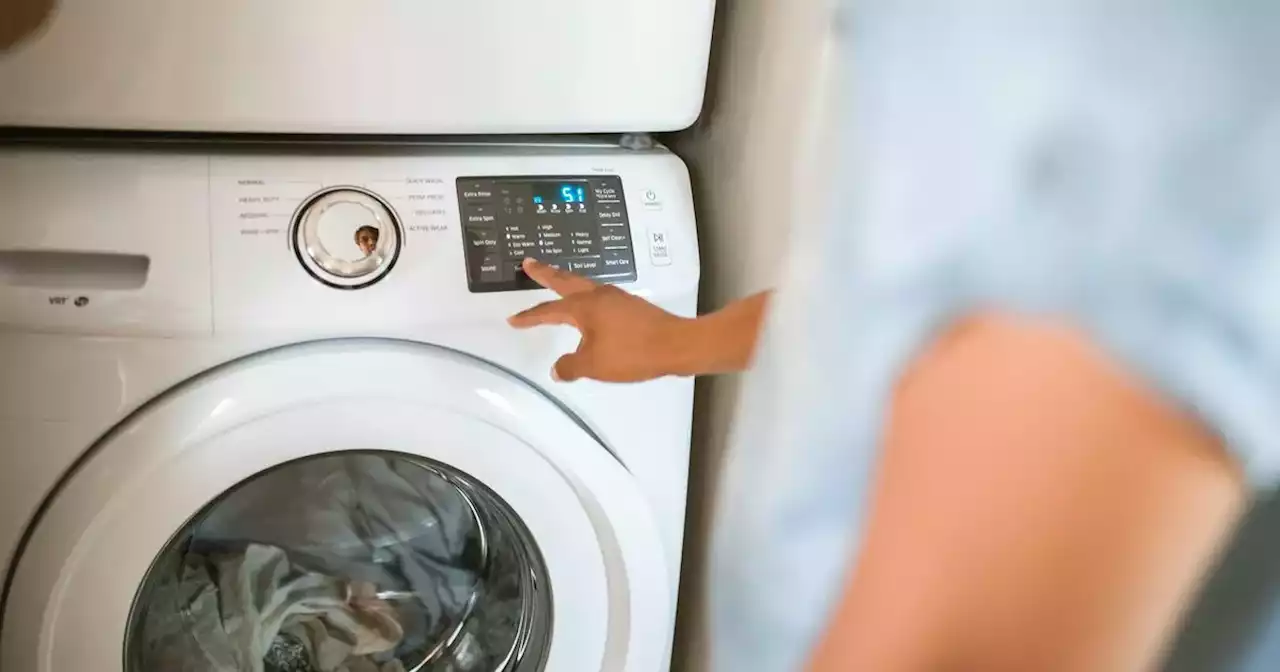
top-left (711, 3), bottom-right (1280, 671)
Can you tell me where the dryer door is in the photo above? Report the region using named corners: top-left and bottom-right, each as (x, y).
top-left (0, 340), bottom-right (668, 672)
top-left (0, 0), bottom-right (713, 133)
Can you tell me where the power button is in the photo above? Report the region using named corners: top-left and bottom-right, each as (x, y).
top-left (642, 189), bottom-right (662, 211)
top-left (644, 189), bottom-right (657, 202)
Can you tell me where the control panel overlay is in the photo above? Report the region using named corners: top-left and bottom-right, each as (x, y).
top-left (457, 176), bottom-right (638, 292)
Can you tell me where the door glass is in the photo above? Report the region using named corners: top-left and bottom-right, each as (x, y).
top-left (126, 452), bottom-right (552, 671)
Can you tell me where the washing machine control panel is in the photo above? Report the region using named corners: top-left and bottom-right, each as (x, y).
top-left (457, 176), bottom-right (638, 293)
top-left (0, 147), bottom-right (699, 336)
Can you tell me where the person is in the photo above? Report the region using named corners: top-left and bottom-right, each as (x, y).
top-left (509, 4), bottom-right (1280, 671)
top-left (354, 225), bottom-right (379, 257)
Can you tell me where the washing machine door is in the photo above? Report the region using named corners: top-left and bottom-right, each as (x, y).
top-left (0, 340), bottom-right (668, 672)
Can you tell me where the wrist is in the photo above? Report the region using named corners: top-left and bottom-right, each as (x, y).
top-left (661, 312), bottom-right (754, 377)
top-left (660, 316), bottom-right (712, 378)
top-left (656, 292), bottom-right (770, 378)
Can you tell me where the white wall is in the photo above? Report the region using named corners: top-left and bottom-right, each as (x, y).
top-left (665, 0), bottom-right (839, 669)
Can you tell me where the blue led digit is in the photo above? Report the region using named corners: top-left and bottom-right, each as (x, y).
top-left (561, 185), bottom-right (575, 202)
top-left (576, 186), bottom-right (586, 203)
top-left (533, 196), bottom-right (543, 204)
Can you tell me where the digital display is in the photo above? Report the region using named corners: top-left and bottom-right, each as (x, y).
top-left (532, 182), bottom-right (588, 204)
top-left (457, 176), bottom-right (637, 292)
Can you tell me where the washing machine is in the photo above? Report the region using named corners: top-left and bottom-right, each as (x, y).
top-left (0, 138), bottom-right (699, 671)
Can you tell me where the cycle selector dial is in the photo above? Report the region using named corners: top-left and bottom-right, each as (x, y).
top-left (292, 187), bottom-right (402, 288)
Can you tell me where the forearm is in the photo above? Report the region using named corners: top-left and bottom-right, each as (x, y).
top-left (667, 292), bottom-right (771, 376)
top-left (810, 314), bottom-right (1244, 672)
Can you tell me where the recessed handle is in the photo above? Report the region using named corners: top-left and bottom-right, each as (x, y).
top-left (0, 250), bottom-right (150, 290)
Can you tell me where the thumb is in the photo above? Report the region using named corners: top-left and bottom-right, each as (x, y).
top-left (552, 352), bottom-right (588, 382)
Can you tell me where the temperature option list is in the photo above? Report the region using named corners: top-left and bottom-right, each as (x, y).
top-left (457, 176), bottom-right (638, 292)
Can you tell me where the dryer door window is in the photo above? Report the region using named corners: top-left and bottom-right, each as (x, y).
top-left (127, 452), bottom-right (550, 672)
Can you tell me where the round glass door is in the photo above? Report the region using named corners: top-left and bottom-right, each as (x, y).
top-left (127, 452), bottom-right (549, 672)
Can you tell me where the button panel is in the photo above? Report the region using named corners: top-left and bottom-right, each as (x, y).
top-left (457, 176), bottom-right (639, 292)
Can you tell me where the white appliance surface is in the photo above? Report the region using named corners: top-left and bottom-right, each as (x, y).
top-left (0, 140), bottom-right (699, 671)
top-left (0, 0), bottom-right (715, 133)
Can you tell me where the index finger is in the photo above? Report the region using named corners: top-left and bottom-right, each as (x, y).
top-left (507, 298), bottom-right (579, 329)
top-left (522, 258), bottom-right (596, 296)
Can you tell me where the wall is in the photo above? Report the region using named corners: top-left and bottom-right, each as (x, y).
top-left (664, 0), bottom-right (839, 669)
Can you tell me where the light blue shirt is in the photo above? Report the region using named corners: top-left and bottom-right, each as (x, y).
top-left (711, 3), bottom-right (1280, 671)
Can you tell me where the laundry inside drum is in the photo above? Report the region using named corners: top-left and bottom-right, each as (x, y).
top-left (125, 452), bottom-right (552, 671)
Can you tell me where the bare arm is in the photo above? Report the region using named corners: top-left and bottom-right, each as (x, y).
top-left (508, 258), bottom-right (769, 381)
top-left (669, 290), bottom-right (770, 376)
top-left (809, 314), bottom-right (1245, 671)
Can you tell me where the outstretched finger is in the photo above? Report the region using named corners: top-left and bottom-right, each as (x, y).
top-left (508, 298), bottom-right (579, 329)
top-left (522, 258), bottom-right (596, 296)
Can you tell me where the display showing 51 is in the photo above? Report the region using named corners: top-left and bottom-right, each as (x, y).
top-left (530, 181), bottom-right (588, 212)
top-left (558, 184), bottom-right (586, 203)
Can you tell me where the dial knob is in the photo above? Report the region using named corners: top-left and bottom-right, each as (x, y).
top-left (292, 187), bottom-right (402, 288)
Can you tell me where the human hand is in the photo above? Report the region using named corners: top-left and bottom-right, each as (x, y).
top-left (507, 258), bottom-right (691, 382)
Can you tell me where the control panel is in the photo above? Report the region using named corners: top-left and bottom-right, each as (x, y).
top-left (0, 145), bottom-right (700, 336)
top-left (457, 176), bottom-right (638, 292)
